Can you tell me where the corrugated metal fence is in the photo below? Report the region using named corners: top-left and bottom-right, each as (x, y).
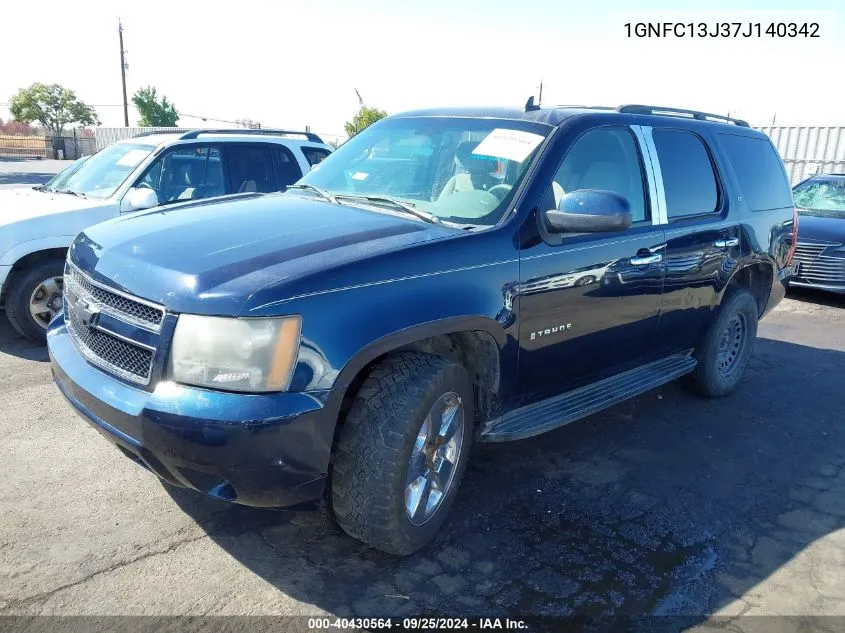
top-left (755, 126), bottom-right (845, 185)
top-left (94, 127), bottom-right (190, 151)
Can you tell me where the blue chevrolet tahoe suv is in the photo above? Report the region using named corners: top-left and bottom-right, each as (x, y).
top-left (47, 102), bottom-right (797, 554)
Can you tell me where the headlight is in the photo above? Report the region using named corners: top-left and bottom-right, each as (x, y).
top-left (168, 315), bottom-right (301, 392)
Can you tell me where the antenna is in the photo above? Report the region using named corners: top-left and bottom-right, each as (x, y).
top-left (525, 95), bottom-right (540, 112)
top-left (354, 89), bottom-right (364, 106)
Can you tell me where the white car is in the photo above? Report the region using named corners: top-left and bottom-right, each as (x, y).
top-left (0, 129), bottom-right (332, 341)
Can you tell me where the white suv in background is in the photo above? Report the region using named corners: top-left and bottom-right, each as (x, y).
top-left (0, 129), bottom-right (333, 341)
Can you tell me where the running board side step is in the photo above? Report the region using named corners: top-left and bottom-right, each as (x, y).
top-left (480, 353), bottom-right (697, 442)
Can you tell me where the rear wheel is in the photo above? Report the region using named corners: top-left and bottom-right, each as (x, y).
top-left (683, 289), bottom-right (758, 397)
top-left (4, 258), bottom-right (65, 343)
top-left (331, 352), bottom-right (474, 555)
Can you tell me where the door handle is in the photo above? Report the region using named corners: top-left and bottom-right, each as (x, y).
top-left (630, 253), bottom-right (663, 266)
top-left (714, 237), bottom-right (739, 248)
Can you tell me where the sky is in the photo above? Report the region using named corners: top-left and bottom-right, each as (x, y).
top-left (0, 0), bottom-right (841, 140)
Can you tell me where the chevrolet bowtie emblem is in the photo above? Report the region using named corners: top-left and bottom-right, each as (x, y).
top-left (75, 298), bottom-right (101, 328)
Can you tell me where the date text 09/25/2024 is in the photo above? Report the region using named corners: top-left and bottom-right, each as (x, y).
top-left (307, 618), bottom-right (528, 630)
top-left (624, 22), bottom-right (820, 38)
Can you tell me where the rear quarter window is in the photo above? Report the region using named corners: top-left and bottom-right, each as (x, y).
top-left (718, 134), bottom-right (792, 211)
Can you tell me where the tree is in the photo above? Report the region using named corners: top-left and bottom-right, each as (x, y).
top-left (235, 118), bottom-right (261, 129)
top-left (132, 86), bottom-right (179, 127)
top-left (9, 83), bottom-right (100, 137)
top-left (344, 105), bottom-right (387, 138)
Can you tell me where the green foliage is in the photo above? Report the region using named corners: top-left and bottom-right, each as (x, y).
top-left (132, 86), bottom-right (179, 127)
top-left (344, 105), bottom-right (387, 138)
top-left (9, 83), bottom-right (100, 136)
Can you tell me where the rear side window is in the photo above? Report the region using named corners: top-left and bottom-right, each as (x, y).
top-left (227, 144), bottom-right (276, 193)
top-left (271, 146), bottom-right (304, 188)
top-left (653, 130), bottom-right (719, 218)
top-left (719, 134), bottom-right (792, 210)
top-left (301, 146), bottom-right (331, 167)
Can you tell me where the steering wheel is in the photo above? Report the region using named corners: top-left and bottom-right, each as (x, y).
top-left (488, 184), bottom-right (512, 201)
top-left (136, 181), bottom-right (153, 190)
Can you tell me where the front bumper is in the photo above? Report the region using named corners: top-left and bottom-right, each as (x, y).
top-left (788, 278), bottom-right (845, 294)
top-left (48, 313), bottom-right (336, 508)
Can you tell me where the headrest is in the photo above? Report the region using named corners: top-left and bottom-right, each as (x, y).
top-left (456, 141), bottom-right (496, 175)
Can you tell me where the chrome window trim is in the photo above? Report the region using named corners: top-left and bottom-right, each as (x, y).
top-left (66, 261), bottom-right (165, 333)
top-left (630, 125), bottom-right (665, 227)
top-left (637, 126), bottom-right (668, 225)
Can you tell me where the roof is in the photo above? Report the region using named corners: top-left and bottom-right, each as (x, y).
top-left (392, 104), bottom-right (757, 133)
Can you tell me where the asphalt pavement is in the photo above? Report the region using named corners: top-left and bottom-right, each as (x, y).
top-left (1, 159), bottom-right (845, 626)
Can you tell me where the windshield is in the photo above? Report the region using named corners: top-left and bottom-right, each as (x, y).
top-left (793, 176), bottom-right (845, 217)
top-left (40, 155), bottom-right (90, 191)
top-left (57, 143), bottom-right (154, 198)
top-left (297, 117), bottom-right (551, 226)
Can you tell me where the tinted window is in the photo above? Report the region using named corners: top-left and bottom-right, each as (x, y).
top-left (301, 146), bottom-right (331, 167)
top-left (547, 127), bottom-right (649, 222)
top-left (139, 145), bottom-right (224, 203)
top-left (653, 130), bottom-right (718, 218)
top-left (271, 146), bottom-right (303, 188)
top-left (719, 134), bottom-right (792, 211)
top-left (227, 144), bottom-right (276, 193)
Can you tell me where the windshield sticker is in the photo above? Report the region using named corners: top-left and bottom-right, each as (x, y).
top-left (351, 172), bottom-right (369, 181)
top-left (473, 129), bottom-right (545, 163)
top-left (116, 149), bottom-right (150, 167)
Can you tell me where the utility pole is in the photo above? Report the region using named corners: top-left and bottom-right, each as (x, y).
top-left (538, 81), bottom-right (543, 106)
top-left (119, 19), bottom-right (129, 127)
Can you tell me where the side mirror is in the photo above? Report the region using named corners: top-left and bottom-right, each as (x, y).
top-left (121, 187), bottom-right (159, 213)
top-left (543, 189), bottom-right (632, 233)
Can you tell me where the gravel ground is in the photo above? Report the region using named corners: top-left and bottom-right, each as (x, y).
top-left (1, 159), bottom-right (845, 626)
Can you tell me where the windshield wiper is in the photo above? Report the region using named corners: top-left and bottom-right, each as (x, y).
top-left (54, 189), bottom-right (85, 198)
top-left (336, 194), bottom-right (442, 226)
top-left (286, 184), bottom-right (338, 203)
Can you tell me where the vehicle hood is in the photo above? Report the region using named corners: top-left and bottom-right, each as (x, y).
top-left (0, 187), bottom-right (112, 227)
top-left (796, 210), bottom-right (845, 243)
top-left (70, 193), bottom-right (452, 315)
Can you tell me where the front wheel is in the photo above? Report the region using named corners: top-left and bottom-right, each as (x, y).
top-left (683, 289), bottom-right (758, 398)
top-left (4, 258), bottom-right (65, 343)
top-left (331, 352), bottom-right (474, 555)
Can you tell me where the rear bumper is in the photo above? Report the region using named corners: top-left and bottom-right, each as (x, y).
top-left (48, 313), bottom-right (337, 508)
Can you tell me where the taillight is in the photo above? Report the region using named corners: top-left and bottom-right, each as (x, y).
top-left (787, 207), bottom-right (799, 266)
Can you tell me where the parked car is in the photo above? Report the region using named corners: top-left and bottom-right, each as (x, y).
top-left (0, 129), bottom-right (332, 341)
top-left (48, 103), bottom-right (796, 555)
top-left (790, 173), bottom-right (845, 294)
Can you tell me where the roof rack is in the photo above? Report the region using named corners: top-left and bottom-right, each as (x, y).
top-left (133, 128), bottom-right (324, 142)
top-left (617, 105), bottom-right (749, 127)
top-left (178, 128), bottom-right (324, 142)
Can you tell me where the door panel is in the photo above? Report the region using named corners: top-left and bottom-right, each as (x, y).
top-left (517, 124), bottom-right (665, 401)
top-left (517, 229), bottom-right (666, 399)
top-left (646, 127), bottom-right (740, 352)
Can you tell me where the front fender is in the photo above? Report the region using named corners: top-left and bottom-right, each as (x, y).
top-left (0, 235), bottom-right (76, 267)
top-left (276, 259), bottom-right (520, 422)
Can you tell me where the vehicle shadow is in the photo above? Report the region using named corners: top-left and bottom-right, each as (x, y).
top-left (0, 314), bottom-right (48, 361)
top-left (160, 337), bottom-right (845, 618)
top-left (786, 286), bottom-right (844, 309)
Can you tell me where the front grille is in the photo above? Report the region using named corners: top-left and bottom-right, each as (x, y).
top-left (66, 263), bottom-right (164, 330)
top-left (65, 301), bottom-right (154, 384)
top-left (793, 241), bottom-right (845, 285)
top-left (63, 262), bottom-right (163, 386)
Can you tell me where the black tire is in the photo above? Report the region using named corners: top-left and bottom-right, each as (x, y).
top-left (331, 352), bottom-right (474, 555)
top-left (683, 289), bottom-right (758, 398)
top-left (4, 258), bottom-right (65, 343)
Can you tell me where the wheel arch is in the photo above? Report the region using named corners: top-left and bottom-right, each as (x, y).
top-left (1, 241), bottom-right (70, 299)
top-left (324, 315), bottom-right (509, 434)
top-left (722, 259), bottom-right (775, 318)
